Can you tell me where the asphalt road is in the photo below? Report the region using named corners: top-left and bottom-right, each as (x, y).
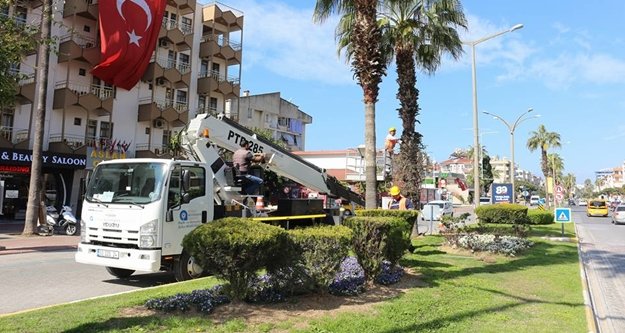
top-left (575, 205), bottom-right (625, 333)
top-left (0, 249), bottom-right (176, 315)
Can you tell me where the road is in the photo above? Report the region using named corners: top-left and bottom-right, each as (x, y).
top-left (575, 205), bottom-right (625, 333)
top-left (0, 249), bottom-right (176, 315)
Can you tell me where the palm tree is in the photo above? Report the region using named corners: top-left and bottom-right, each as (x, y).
top-left (562, 173), bottom-right (576, 198)
top-left (375, 0), bottom-right (466, 203)
top-left (526, 124), bottom-right (561, 205)
top-left (314, 0), bottom-right (386, 209)
top-left (547, 153), bottom-right (564, 184)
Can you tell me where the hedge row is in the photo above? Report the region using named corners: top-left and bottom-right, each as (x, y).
top-left (183, 211), bottom-right (412, 300)
top-left (474, 204), bottom-right (555, 225)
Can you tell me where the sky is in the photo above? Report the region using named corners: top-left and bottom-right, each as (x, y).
top-left (214, 0), bottom-right (625, 182)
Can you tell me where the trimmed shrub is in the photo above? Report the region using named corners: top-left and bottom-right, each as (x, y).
top-left (353, 210), bottom-right (412, 264)
top-left (182, 217), bottom-right (290, 300)
top-left (475, 204), bottom-right (529, 224)
top-left (527, 209), bottom-right (554, 225)
top-left (288, 225), bottom-right (353, 293)
top-left (343, 216), bottom-right (410, 282)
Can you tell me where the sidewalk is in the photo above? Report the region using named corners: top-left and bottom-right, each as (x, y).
top-left (0, 220), bottom-right (79, 255)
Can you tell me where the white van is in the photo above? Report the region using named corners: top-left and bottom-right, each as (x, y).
top-left (529, 195), bottom-right (540, 206)
top-left (421, 200), bottom-right (454, 221)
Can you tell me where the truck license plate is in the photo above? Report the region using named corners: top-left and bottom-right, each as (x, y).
top-left (97, 249), bottom-right (119, 259)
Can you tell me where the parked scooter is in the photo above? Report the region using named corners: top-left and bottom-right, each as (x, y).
top-left (46, 205), bottom-right (78, 235)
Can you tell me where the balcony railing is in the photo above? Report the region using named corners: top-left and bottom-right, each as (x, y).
top-left (198, 69), bottom-right (240, 85)
top-left (199, 34), bottom-right (242, 51)
top-left (49, 134), bottom-right (100, 148)
top-left (55, 80), bottom-right (114, 99)
top-left (59, 33), bottom-right (97, 48)
top-left (161, 18), bottom-right (193, 35)
top-left (151, 98), bottom-right (188, 112)
top-left (0, 126), bottom-right (29, 144)
top-left (136, 143), bottom-right (171, 155)
top-left (155, 56), bottom-right (190, 74)
top-left (197, 105), bottom-right (218, 115)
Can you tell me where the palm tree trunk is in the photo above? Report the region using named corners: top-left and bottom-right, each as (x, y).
top-left (23, 0), bottom-right (51, 235)
top-left (364, 101), bottom-right (377, 209)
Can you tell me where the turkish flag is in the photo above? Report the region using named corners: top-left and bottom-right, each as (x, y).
top-left (92, 0), bottom-right (166, 90)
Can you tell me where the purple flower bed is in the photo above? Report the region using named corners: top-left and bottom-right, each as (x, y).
top-left (145, 285), bottom-right (230, 313)
top-left (375, 260), bottom-right (404, 285)
top-left (329, 257), bottom-right (366, 296)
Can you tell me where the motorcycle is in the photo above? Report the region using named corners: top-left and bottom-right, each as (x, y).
top-left (46, 205), bottom-right (78, 236)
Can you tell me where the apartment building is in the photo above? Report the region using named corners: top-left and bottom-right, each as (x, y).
top-left (2, 1), bottom-right (243, 218)
top-left (229, 92), bottom-right (312, 151)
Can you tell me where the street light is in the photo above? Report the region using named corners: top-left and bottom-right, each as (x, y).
top-left (464, 23), bottom-right (524, 206)
top-left (483, 108), bottom-right (539, 203)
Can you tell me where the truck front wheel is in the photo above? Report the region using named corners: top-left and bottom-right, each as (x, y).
top-left (174, 251), bottom-right (204, 281)
top-left (106, 266), bottom-right (135, 279)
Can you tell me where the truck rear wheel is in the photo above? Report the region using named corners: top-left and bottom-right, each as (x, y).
top-left (106, 266), bottom-right (135, 279)
top-left (174, 251), bottom-right (204, 281)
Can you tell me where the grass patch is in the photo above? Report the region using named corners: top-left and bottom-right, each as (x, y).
top-left (0, 223), bottom-right (585, 332)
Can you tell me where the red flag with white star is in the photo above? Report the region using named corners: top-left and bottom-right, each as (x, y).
top-left (92, 0), bottom-right (166, 90)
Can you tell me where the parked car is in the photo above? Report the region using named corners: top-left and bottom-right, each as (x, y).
top-left (421, 200), bottom-right (454, 221)
top-left (479, 197), bottom-right (492, 205)
top-left (578, 199), bottom-right (588, 206)
top-left (612, 205), bottom-right (625, 224)
top-left (587, 199), bottom-right (609, 217)
top-left (529, 195), bottom-right (541, 206)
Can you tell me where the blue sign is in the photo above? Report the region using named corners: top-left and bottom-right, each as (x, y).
top-left (491, 183), bottom-right (513, 204)
top-left (554, 208), bottom-right (572, 223)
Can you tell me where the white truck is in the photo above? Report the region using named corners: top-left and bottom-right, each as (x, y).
top-left (75, 113), bottom-right (363, 281)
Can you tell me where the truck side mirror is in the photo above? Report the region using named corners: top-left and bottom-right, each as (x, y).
top-left (181, 169), bottom-right (190, 192)
top-left (166, 209), bottom-right (173, 222)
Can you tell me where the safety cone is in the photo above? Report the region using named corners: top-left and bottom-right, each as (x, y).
top-left (255, 196), bottom-right (264, 210)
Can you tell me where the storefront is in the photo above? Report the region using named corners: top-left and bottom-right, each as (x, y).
top-left (0, 148), bottom-right (86, 220)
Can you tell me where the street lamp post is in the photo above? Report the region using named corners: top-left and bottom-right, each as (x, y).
top-left (464, 23), bottom-right (524, 206)
top-left (483, 108), bottom-right (539, 203)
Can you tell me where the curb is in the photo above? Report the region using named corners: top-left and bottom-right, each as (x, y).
top-left (574, 223), bottom-right (599, 333)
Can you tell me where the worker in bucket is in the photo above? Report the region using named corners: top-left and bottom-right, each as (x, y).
top-left (388, 185), bottom-right (414, 210)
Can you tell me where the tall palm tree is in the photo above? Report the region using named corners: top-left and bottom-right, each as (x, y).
top-left (562, 173), bottom-right (576, 198)
top-left (547, 153), bottom-right (564, 184)
top-left (314, 0), bottom-right (386, 209)
top-left (375, 0), bottom-right (466, 203)
top-left (526, 124), bottom-right (561, 204)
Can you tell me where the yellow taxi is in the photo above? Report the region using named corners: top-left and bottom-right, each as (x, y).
top-left (587, 199), bottom-right (609, 217)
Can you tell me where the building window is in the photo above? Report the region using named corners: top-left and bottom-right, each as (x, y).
top-left (74, 118), bottom-right (81, 126)
top-left (86, 119), bottom-right (97, 140)
top-left (247, 107), bottom-right (252, 119)
top-left (200, 60), bottom-right (208, 77)
top-left (145, 127), bottom-right (150, 134)
top-left (209, 97), bottom-right (217, 112)
top-left (1, 109), bottom-right (14, 128)
top-left (79, 68), bottom-right (86, 76)
top-left (175, 90), bottom-right (187, 104)
top-left (162, 130), bottom-right (171, 149)
top-left (278, 117), bottom-right (290, 127)
top-left (100, 121), bottom-right (113, 138)
top-left (83, 25), bottom-right (90, 32)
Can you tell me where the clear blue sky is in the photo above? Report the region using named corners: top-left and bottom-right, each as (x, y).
top-left (221, 0), bottom-right (625, 182)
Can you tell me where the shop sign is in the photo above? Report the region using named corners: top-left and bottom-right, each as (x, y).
top-left (0, 165), bottom-right (30, 173)
top-left (86, 147), bottom-right (128, 170)
top-left (0, 148), bottom-right (86, 169)
top-left (491, 183), bottom-right (513, 204)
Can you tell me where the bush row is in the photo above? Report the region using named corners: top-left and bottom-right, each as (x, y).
top-left (182, 210), bottom-right (413, 301)
top-left (475, 204), bottom-right (554, 225)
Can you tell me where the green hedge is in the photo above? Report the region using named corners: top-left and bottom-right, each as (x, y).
top-left (475, 204), bottom-right (529, 224)
top-left (182, 217), bottom-right (290, 300)
top-left (343, 216), bottom-right (411, 282)
top-left (288, 225), bottom-right (353, 292)
top-left (355, 209), bottom-right (419, 225)
top-left (527, 209), bottom-right (554, 225)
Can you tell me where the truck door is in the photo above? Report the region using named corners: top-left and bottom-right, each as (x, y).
top-left (161, 164), bottom-right (212, 256)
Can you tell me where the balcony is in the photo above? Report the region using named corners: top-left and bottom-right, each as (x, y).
top-left (53, 81), bottom-right (114, 113)
top-left (142, 55), bottom-right (190, 88)
top-left (171, 0), bottom-right (195, 15)
top-left (199, 35), bottom-right (242, 65)
top-left (58, 34), bottom-right (100, 65)
top-left (48, 133), bottom-right (98, 155)
top-left (0, 126), bottom-right (29, 149)
top-left (138, 98), bottom-right (188, 125)
top-left (197, 70), bottom-right (240, 98)
top-left (197, 105), bottom-right (218, 116)
top-left (63, 0), bottom-right (98, 20)
top-left (135, 143), bottom-right (173, 158)
top-left (159, 18), bottom-right (193, 50)
top-left (63, 0), bottom-right (98, 21)
top-left (15, 73), bottom-right (36, 104)
top-left (202, 3), bottom-right (243, 32)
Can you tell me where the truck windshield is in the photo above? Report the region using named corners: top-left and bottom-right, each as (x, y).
top-left (85, 162), bottom-right (167, 204)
